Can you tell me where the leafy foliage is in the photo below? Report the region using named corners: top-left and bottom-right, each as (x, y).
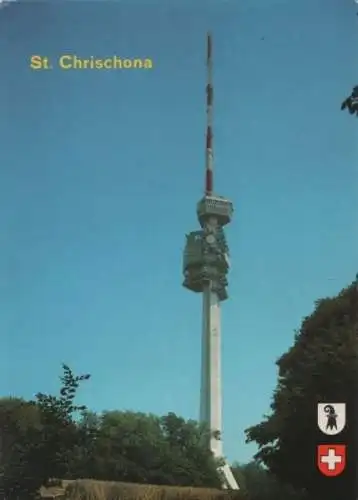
top-left (0, 364), bottom-right (91, 499)
top-left (245, 279), bottom-right (358, 499)
top-left (0, 365), bottom-right (222, 498)
top-left (67, 410), bottom-right (222, 488)
top-left (232, 462), bottom-right (304, 500)
top-left (341, 86), bottom-right (358, 116)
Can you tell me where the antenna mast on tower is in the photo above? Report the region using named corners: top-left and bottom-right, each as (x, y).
top-left (205, 32), bottom-right (214, 195)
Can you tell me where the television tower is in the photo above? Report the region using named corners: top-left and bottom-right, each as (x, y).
top-left (182, 33), bottom-right (239, 490)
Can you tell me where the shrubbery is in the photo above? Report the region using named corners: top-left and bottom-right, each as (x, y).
top-left (0, 365), bottom-right (224, 499)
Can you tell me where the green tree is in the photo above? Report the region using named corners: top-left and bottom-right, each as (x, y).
top-left (0, 397), bottom-right (43, 498)
top-left (159, 412), bottom-right (222, 488)
top-left (341, 86), bottom-right (358, 116)
top-left (89, 410), bottom-right (170, 484)
top-left (0, 364), bottom-right (91, 499)
top-left (64, 410), bottom-right (101, 479)
top-left (78, 410), bottom-right (222, 488)
top-left (0, 379), bottom-right (225, 494)
top-left (245, 279), bottom-right (358, 500)
top-left (232, 462), bottom-right (304, 500)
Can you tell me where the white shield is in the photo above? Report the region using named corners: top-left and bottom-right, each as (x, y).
top-left (317, 403), bottom-right (346, 435)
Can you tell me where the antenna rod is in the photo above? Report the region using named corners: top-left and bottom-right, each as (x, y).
top-left (205, 32), bottom-right (214, 195)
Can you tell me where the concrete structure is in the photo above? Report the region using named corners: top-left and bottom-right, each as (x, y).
top-left (182, 33), bottom-right (239, 490)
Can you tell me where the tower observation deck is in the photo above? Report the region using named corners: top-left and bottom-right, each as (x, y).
top-left (181, 33), bottom-right (239, 491)
top-left (183, 195), bottom-right (232, 301)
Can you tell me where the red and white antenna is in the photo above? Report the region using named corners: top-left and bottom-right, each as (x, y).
top-left (205, 32), bottom-right (214, 196)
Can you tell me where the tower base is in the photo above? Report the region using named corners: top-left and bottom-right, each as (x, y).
top-left (218, 462), bottom-right (240, 490)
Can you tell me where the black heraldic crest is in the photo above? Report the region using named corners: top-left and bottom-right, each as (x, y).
top-left (324, 404), bottom-right (338, 431)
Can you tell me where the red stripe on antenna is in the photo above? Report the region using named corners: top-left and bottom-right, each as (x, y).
top-left (206, 84), bottom-right (213, 105)
top-left (206, 126), bottom-right (212, 149)
top-left (205, 169), bottom-right (213, 194)
top-left (207, 33), bottom-right (212, 60)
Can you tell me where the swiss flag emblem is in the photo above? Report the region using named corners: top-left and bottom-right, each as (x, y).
top-left (317, 444), bottom-right (346, 477)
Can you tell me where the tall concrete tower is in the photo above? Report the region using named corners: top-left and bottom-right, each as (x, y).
top-left (182, 33), bottom-right (239, 490)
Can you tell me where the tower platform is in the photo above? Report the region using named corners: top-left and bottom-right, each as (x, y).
top-left (197, 194), bottom-right (233, 228)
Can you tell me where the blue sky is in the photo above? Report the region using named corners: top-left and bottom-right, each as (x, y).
top-left (0, 0), bottom-right (357, 464)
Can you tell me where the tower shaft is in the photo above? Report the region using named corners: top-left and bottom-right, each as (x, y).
top-left (200, 283), bottom-right (222, 458)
